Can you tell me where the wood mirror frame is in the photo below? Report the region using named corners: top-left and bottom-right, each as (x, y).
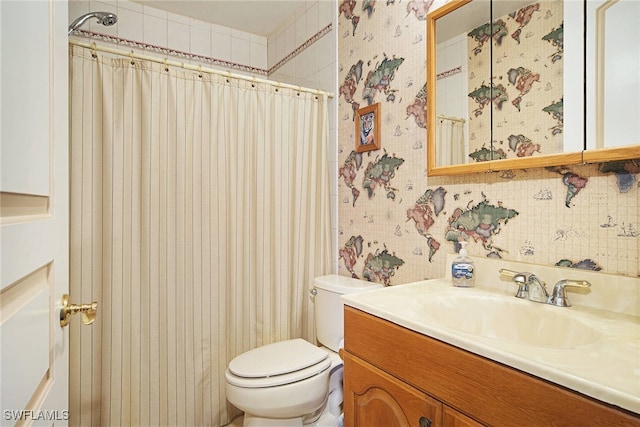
top-left (426, 0), bottom-right (638, 177)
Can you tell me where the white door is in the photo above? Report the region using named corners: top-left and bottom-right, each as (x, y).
top-left (1, 1), bottom-right (71, 425)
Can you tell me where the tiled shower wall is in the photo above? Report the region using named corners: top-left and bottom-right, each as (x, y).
top-left (68, 0), bottom-right (268, 71)
top-left (336, 0), bottom-right (639, 284)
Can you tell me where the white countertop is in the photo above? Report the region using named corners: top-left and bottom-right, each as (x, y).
top-left (341, 258), bottom-right (640, 414)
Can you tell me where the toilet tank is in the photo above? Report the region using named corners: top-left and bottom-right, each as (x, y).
top-left (313, 274), bottom-right (383, 352)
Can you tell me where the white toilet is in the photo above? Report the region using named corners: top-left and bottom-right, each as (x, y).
top-left (225, 274), bottom-right (383, 426)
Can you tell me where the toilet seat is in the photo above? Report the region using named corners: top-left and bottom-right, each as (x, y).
top-left (226, 339), bottom-right (331, 388)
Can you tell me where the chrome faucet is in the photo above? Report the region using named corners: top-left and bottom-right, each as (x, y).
top-left (503, 270), bottom-right (550, 303)
top-left (499, 269), bottom-right (591, 307)
top-left (549, 279), bottom-right (592, 307)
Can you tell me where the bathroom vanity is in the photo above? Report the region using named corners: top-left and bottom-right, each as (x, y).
top-left (341, 258), bottom-right (640, 426)
top-left (343, 307), bottom-right (638, 426)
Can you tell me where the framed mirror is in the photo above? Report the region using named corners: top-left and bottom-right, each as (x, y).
top-left (427, 0), bottom-right (585, 176)
top-left (584, 0), bottom-right (640, 162)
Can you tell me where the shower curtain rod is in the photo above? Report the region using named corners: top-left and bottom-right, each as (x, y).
top-left (436, 114), bottom-right (465, 123)
top-left (69, 39), bottom-right (334, 98)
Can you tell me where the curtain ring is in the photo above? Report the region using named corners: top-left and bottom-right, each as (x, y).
top-left (129, 50), bottom-right (135, 66)
top-left (163, 58), bottom-right (169, 72)
top-left (198, 65), bottom-right (203, 78)
top-left (91, 42), bottom-right (98, 58)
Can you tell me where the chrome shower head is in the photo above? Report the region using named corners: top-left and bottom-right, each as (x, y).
top-left (99, 13), bottom-right (118, 27)
top-left (68, 12), bottom-right (118, 36)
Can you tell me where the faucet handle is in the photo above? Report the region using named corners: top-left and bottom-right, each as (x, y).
top-left (499, 268), bottom-right (519, 279)
top-left (499, 269), bottom-right (529, 299)
top-left (550, 279), bottom-right (592, 307)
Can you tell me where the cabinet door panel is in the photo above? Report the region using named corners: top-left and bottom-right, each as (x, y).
top-left (344, 352), bottom-right (442, 427)
top-left (443, 405), bottom-right (483, 427)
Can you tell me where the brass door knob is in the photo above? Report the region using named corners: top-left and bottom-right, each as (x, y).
top-left (60, 294), bottom-right (98, 327)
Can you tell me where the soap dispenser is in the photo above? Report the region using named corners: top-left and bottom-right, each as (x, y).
top-left (452, 241), bottom-right (475, 287)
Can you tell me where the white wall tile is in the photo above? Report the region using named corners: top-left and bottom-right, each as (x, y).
top-left (284, 25), bottom-right (295, 56)
top-left (300, 44), bottom-right (319, 80)
top-left (267, 38), bottom-right (277, 68)
top-left (318, 0), bottom-right (332, 28)
top-left (317, 31), bottom-right (333, 66)
top-left (69, 0), bottom-right (89, 24)
top-left (168, 20), bottom-right (189, 53)
top-left (295, 2), bottom-right (307, 19)
top-left (93, 0), bottom-right (117, 10)
top-left (117, 7), bottom-right (143, 42)
top-left (190, 17), bottom-right (211, 31)
top-left (250, 33), bottom-right (266, 46)
top-left (142, 4), bottom-right (166, 19)
top-left (318, 62), bottom-right (336, 95)
top-left (211, 23), bottom-right (231, 36)
top-left (117, 0), bottom-right (142, 13)
top-left (295, 12), bottom-right (307, 46)
top-left (231, 28), bottom-right (252, 41)
top-left (306, 2), bottom-right (320, 38)
top-left (190, 25), bottom-right (212, 57)
top-left (280, 60), bottom-right (295, 79)
top-left (271, 32), bottom-right (286, 68)
top-left (250, 41), bottom-right (267, 69)
top-left (330, 160), bottom-right (338, 197)
top-left (212, 30), bottom-right (232, 62)
top-left (72, 1), bottom-right (335, 103)
top-left (143, 14), bottom-right (167, 47)
top-left (231, 37), bottom-right (251, 67)
top-left (167, 11), bottom-right (189, 25)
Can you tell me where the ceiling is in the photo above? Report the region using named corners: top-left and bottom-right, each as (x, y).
top-left (131, 0), bottom-right (299, 37)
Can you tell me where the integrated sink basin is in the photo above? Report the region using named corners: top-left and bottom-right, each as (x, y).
top-left (417, 292), bottom-right (602, 348)
top-left (340, 258), bottom-right (640, 414)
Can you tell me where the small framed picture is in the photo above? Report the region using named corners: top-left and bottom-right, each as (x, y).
top-left (355, 103), bottom-right (381, 153)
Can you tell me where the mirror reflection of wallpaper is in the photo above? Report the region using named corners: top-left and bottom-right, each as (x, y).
top-left (467, 0), bottom-right (564, 161)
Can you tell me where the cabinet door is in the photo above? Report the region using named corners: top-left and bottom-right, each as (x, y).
top-left (344, 352), bottom-right (442, 427)
top-left (443, 405), bottom-right (484, 427)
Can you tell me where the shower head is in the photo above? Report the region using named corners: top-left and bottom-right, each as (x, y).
top-left (68, 12), bottom-right (118, 36)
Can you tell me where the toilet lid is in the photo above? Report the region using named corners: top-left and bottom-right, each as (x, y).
top-left (225, 358), bottom-right (331, 388)
top-left (228, 338), bottom-right (329, 378)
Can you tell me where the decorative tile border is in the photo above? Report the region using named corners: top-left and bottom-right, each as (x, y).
top-left (436, 65), bottom-right (462, 80)
top-left (74, 30), bottom-right (268, 75)
top-left (74, 22), bottom-right (333, 77)
top-left (268, 23), bottom-right (333, 75)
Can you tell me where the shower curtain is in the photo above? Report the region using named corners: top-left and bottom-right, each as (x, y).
top-left (68, 45), bottom-right (332, 426)
top-left (436, 117), bottom-right (466, 166)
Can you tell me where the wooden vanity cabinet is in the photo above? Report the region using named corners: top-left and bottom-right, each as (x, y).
top-left (344, 351), bottom-right (480, 427)
top-left (344, 351), bottom-right (440, 427)
top-left (343, 306), bottom-right (640, 427)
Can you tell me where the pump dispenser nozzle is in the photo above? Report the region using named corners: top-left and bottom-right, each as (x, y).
top-left (459, 241), bottom-right (468, 257)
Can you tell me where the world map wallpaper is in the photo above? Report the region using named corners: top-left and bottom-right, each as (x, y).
top-left (337, 0), bottom-right (639, 285)
top-left (466, 0), bottom-right (564, 159)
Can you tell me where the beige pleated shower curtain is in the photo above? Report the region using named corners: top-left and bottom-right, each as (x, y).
top-left (69, 44), bottom-right (332, 426)
top-left (436, 116), bottom-right (466, 166)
